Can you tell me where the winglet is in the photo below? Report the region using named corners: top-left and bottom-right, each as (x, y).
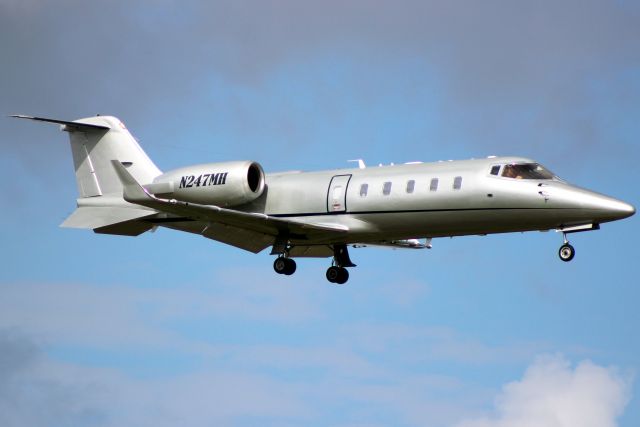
top-left (110, 160), bottom-right (153, 203)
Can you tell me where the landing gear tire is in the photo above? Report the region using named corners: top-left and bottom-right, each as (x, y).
top-left (326, 266), bottom-right (349, 284)
top-left (336, 268), bottom-right (349, 284)
top-left (274, 257), bottom-right (296, 275)
top-left (284, 258), bottom-right (296, 275)
top-left (326, 266), bottom-right (339, 283)
top-left (559, 244), bottom-right (575, 262)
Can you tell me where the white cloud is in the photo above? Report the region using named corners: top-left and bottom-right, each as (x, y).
top-left (454, 354), bottom-right (632, 427)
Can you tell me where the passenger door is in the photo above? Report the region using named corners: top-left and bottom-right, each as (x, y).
top-left (327, 174), bottom-right (352, 213)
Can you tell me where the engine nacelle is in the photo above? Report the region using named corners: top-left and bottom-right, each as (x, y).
top-left (145, 161), bottom-right (265, 207)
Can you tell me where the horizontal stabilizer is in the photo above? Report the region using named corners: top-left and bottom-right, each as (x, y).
top-left (11, 115), bottom-right (110, 132)
top-left (61, 206), bottom-right (156, 229)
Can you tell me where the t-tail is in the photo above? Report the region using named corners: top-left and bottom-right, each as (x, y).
top-left (12, 115), bottom-right (162, 235)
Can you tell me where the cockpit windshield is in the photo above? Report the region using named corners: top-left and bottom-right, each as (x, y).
top-left (501, 163), bottom-right (556, 180)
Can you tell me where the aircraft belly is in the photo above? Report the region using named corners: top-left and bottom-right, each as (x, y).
top-left (348, 207), bottom-right (590, 239)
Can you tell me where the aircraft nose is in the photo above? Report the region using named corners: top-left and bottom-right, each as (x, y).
top-left (592, 195), bottom-right (635, 221)
top-left (615, 200), bottom-right (635, 218)
top-left (559, 184), bottom-right (635, 223)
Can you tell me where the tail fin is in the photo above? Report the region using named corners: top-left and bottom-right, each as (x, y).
top-left (12, 115), bottom-right (161, 197)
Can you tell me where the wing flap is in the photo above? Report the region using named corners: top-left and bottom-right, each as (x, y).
top-left (287, 245), bottom-right (335, 257)
top-left (202, 223), bottom-right (274, 253)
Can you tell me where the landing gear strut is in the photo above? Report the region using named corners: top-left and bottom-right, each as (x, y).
top-left (273, 257), bottom-right (296, 275)
top-left (271, 236), bottom-right (296, 276)
top-left (558, 232), bottom-right (575, 262)
top-left (326, 244), bottom-right (356, 285)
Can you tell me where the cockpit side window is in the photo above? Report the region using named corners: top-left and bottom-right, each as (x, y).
top-left (490, 165), bottom-right (501, 176)
top-left (502, 163), bottom-right (555, 180)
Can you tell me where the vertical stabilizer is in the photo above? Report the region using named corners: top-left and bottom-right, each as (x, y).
top-left (66, 116), bottom-right (161, 197)
top-left (12, 115), bottom-right (162, 198)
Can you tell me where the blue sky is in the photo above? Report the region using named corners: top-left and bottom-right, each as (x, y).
top-left (1, 1), bottom-right (639, 426)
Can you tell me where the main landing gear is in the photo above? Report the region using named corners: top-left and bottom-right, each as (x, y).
top-left (272, 243), bottom-right (356, 284)
top-left (558, 232), bottom-right (575, 262)
top-left (272, 237), bottom-right (296, 276)
top-left (325, 244), bottom-right (356, 285)
top-left (326, 265), bottom-right (349, 284)
top-left (273, 257), bottom-right (296, 275)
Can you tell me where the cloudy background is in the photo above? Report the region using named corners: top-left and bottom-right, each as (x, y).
top-left (1, 1), bottom-right (638, 426)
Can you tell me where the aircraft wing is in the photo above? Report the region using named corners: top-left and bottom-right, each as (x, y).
top-left (110, 161), bottom-right (348, 252)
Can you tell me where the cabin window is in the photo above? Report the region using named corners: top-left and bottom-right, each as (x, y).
top-left (359, 183), bottom-right (368, 197)
top-left (453, 176), bottom-right (463, 190)
top-left (430, 178), bottom-right (439, 191)
top-left (490, 165), bottom-right (501, 176)
top-left (383, 181), bottom-right (392, 195)
top-left (406, 180), bottom-right (415, 194)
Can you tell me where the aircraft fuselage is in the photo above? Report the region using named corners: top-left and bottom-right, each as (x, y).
top-left (256, 156), bottom-right (633, 246)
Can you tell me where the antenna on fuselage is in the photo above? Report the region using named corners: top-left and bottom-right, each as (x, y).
top-left (348, 159), bottom-right (366, 169)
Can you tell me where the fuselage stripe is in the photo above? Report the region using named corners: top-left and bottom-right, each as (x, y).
top-left (269, 207), bottom-right (581, 218)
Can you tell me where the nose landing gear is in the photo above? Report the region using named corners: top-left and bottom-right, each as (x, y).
top-left (555, 224), bottom-right (600, 262)
top-left (558, 232), bottom-right (575, 262)
top-left (559, 243), bottom-right (575, 262)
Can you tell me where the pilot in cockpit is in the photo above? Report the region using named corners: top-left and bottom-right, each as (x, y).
top-left (502, 165), bottom-right (522, 179)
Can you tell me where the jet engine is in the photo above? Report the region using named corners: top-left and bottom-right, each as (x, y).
top-left (145, 161), bottom-right (265, 207)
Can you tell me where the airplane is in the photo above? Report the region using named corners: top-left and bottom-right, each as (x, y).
top-left (12, 114), bottom-right (635, 284)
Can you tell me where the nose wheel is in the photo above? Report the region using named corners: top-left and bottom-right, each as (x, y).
top-left (273, 257), bottom-right (296, 275)
top-left (559, 243), bottom-right (575, 262)
top-left (558, 232), bottom-right (576, 262)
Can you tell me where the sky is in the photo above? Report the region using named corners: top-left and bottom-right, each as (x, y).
top-left (0, 1), bottom-right (639, 426)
